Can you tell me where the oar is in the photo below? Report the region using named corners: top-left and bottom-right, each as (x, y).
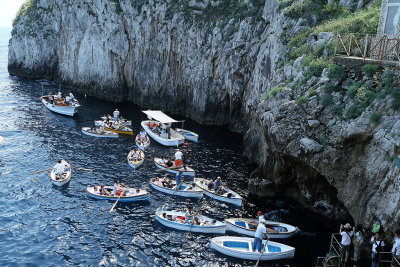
top-left (255, 241), bottom-right (267, 267)
top-left (187, 221), bottom-right (195, 237)
top-left (74, 167), bottom-right (93, 172)
top-left (109, 193), bottom-right (123, 213)
top-left (161, 185), bottom-right (180, 210)
top-left (204, 187), bottom-right (222, 205)
top-left (29, 168), bottom-right (53, 175)
top-left (114, 158), bottom-right (127, 165)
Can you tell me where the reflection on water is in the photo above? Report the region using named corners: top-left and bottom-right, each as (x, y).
top-left (0, 27), bottom-right (331, 266)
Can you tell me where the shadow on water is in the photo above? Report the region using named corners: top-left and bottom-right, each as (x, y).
top-left (0, 29), bottom-right (333, 266)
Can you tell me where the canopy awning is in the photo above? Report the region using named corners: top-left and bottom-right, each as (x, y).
top-left (142, 110), bottom-right (180, 124)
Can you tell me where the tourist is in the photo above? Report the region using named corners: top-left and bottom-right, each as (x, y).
top-left (353, 224), bottom-right (364, 265)
top-left (174, 149), bottom-right (183, 167)
top-left (372, 216), bottom-right (382, 234)
top-left (48, 94), bottom-right (54, 104)
top-left (100, 185), bottom-right (109, 195)
top-left (57, 91), bottom-right (62, 99)
top-left (253, 219), bottom-right (269, 252)
top-left (55, 160), bottom-right (65, 179)
top-left (65, 95), bottom-right (71, 105)
top-left (339, 223), bottom-right (353, 263)
top-left (69, 92), bottom-right (74, 101)
top-left (93, 186), bottom-right (100, 195)
top-left (392, 229), bottom-right (400, 263)
top-left (184, 206), bottom-right (198, 223)
top-left (162, 212), bottom-right (168, 219)
top-left (113, 109), bottom-right (120, 122)
top-left (175, 170), bottom-right (183, 190)
top-left (166, 158), bottom-right (173, 168)
top-left (370, 232), bottom-right (385, 267)
top-left (257, 211), bottom-right (265, 223)
top-left (139, 128), bottom-right (147, 142)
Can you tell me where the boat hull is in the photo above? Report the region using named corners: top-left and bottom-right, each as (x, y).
top-left (87, 186), bottom-right (150, 202)
top-left (154, 158), bottom-right (195, 176)
top-left (176, 129), bottom-right (199, 142)
top-left (50, 160), bottom-right (71, 186)
top-left (150, 179), bottom-right (203, 198)
top-left (210, 236), bottom-right (295, 261)
top-left (225, 218), bottom-right (299, 239)
top-left (155, 211), bottom-right (225, 234)
top-left (141, 120), bottom-right (184, 146)
top-left (194, 178), bottom-right (242, 206)
top-left (41, 97), bottom-right (79, 116)
top-left (81, 127), bottom-right (118, 138)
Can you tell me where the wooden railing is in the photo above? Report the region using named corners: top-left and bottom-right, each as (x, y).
top-left (334, 33), bottom-right (400, 64)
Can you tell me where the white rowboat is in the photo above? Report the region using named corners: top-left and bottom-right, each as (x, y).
top-left (50, 160), bottom-right (71, 186)
top-left (155, 210), bottom-right (225, 234)
top-left (176, 128), bottom-right (199, 142)
top-left (41, 95), bottom-right (80, 116)
top-left (87, 186), bottom-right (150, 202)
top-left (154, 158), bottom-right (195, 176)
top-left (149, 178), bottom-right (203, 198)
top-left (135, 134), bottom-right (150, 151)
top-left (225, 218), bottom-right (299, 239)
top-left (194, 178), bottom-right (242, 206)
top-left (210, 236), bottom-right (295, 261)
top-left (100, 116), bottom-right (132, 126)
top-left (141, 120), bottom-right (184, 146)
top-left (81, 127), bottom-right (118, 138)
top-left (127, 149), bottom-right (145, 169)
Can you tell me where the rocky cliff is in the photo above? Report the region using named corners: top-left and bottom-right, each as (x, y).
top-left (9, 0), bottom-right (400, 231)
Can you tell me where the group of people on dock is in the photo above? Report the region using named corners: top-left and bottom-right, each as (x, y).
top-left (339, 218), bottom-right (400, 266)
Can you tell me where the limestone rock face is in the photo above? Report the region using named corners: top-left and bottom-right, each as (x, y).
top-left (9, 0), bottom-right (400, 231)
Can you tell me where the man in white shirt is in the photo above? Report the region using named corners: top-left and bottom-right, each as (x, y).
top-left (57, 91), bottom-right (62, 99)
top-left (174, 149), bottom-right (183, 167)
top-left (257, 211), bottom-right (264, 223)
top-left (69, 93), bottom-right (74, 101)
top-left (93, 186), bottom-right (100, 195)
top-left (392, 230), bottom-right (400, 261)
top-left (65, 96), bottom-right (71, 105)
top-left (140, 129), bottom-right (147, 142)
top-left (55, 160), bottom-right (65, 179)
top-left (339, 223), bottom-right (353, 263)
top-left (113, 109), bottom-right (120, 122)
top-left (370, 233), bottom-right (385, 267)
top-left (253, 219), bottom-right (268, 252)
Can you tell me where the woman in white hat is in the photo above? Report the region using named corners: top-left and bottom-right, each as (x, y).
top-left (339, 223), bottom-right (354, 263)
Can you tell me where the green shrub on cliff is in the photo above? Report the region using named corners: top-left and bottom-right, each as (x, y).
top-left (370, 113), bottom-right (382, 124)
top-left (304, 59), bottom-right (329, 79)
top-left (13, 0), bottom-right (39, 26)
top-left (361, 63), bottom-right (380, 77)
top-left (327, 64), bottom-right (345, 79)
top-left (264, 86), bottom-right (283, 101)
top-left (298, 95), bottom-right (308, 104)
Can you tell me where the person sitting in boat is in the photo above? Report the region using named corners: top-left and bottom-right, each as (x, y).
top-left (253, 220), bottom-right (269, 253)
top-left (207, 181), bottom-right (214, 190)
top-left (184, 206), bottom-right (198, 223)
top-left (113, 109), bottom-right (120, 122)
top-left (162, 213), bottom-right (168, 219)
top-left (165, 158), bottom-right (173, 168)
top-left (65, 95), bottom-right (71, 105)
top-left (213, 177), bottom-right (223, 191)
top-left (113, 180), bottom-right (127, 196)
top-left (154, 178), bottom-right (163, 186)
top-left (139, 129), bottom-right (147, 143)
top-left (93, 186), bottom-right (100, 195)
top-left (54, 160), bottom-right (66, 179)
top-left (48, 94), bottom-right (54, 104)
top-left (183, 183), bottom-right (196, 191)
top-left (69, 92), bottom-right (74, 101)
top-left (57, 91), bottom-right (62, 99)
top-left (174, 149), bottom-right (183, 167)
top-left (175, 170), bottom-right (184, 190)
top-left (100, 185), bottom-right (110, 195)
top-left (194, 217), bottom-right (201, 226)
top-left (223, 192), bottom-right (232, 198)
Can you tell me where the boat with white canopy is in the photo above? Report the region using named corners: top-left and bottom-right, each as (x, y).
top-left (141, 110), bottom-right (185, 146)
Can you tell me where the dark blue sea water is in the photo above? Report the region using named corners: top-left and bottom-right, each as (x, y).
top-left (0, 27), bottom-right (332, 266)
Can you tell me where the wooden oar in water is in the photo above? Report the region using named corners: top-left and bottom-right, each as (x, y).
top-left (74, 167), bottom-right (92, 172)
top-left (255, 241), bottom-right (267, 267)
top-left (29, 168), bottom-right (53, 175)
top-left (109, 193), bottom-right (123, 213)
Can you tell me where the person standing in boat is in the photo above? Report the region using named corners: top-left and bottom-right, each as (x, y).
top-left (139, 128), bottom-right (147, 143)
top-left (175, 170), bottom-right (184, 190)
top-left (258, 211), bottom-right (265, 223)
top-left (174, 149), bottom-right (183, 167)
top-left (69, 92), bottom-right (74, 102)
top-left (184, 206), bottom-right (198, 223)
top-left (113, 109), bottom-right (120, 122)
top-left (213, 177), bottom-right (223, 192)
top-left (57, 91), bottom-right (62, 100)
top-left (253, 220), bottom-right (269, 252)
top-left (54, 160), bottom-right (66, 179)
top-left (113, 180), bottom-right (127, 196)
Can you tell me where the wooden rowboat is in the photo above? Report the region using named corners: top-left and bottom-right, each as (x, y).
top-left (127, 148), bottom-right (145, 169)
top-left (225, 218), bottom-right (299, 239)
top-left (176, 128), bottom-right (199, 142)
top-left (104, 125), bottom-right (133, 135)
top-left (155, 210), bottom-right (225, 234)
top-left (50, 160), bottom-right (71, 186)
top-left (41, 95), bottom-right (80, 116)
top-left (86, 186), bottom-right (150, 202)
top-left (154, 157), bottom-right (195, 176)
top-left (81, 127), bottom-right (118, 138)
top-left (135, 134), bottom-right (150, 151)
top-left (149, 178), bottom-right (203, 198)
top-left (193, 178), bottom-right (242, 206)
top-left (210, 236), bottom-right (295, 260)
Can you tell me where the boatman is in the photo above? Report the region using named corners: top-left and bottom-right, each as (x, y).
top-left (113, 179), bottom-right (127, 196)
top-left (69, 92), bottom-right (74, 101)
top-left (213, 177), bottom-right (223, 191)
top-left (174, 149), bottom-right (183, 167)
top-left (253, 219), bottom-right (269, 252)
top-left (175, 170), bottom-right (184, 190)
top-left (65, 95), bottom-right (71, 105)
top-left (55, 160), bottom-right (66, 179)
top-left (139, 128), bottom-right (147, 143)
top-left (113, 109), bottom-right (120, 122)
top-left (257, 211), bottom-right (265, 223)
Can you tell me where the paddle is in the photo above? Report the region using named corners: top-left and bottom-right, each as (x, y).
top-left (115, 158), bottom-right (127, 165)
top-left (29, 168), bottom-right (53, 175)
top-left (255, 241), bottom-right (268, 267)
top-left (109, 193), bottom-right (123, 213)
top-left (74, 167), bottom-right (93, 172)
top-left (187, 220), bottom-right (195, 237)
top-left (204, 187), bottom-right (222, 205)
